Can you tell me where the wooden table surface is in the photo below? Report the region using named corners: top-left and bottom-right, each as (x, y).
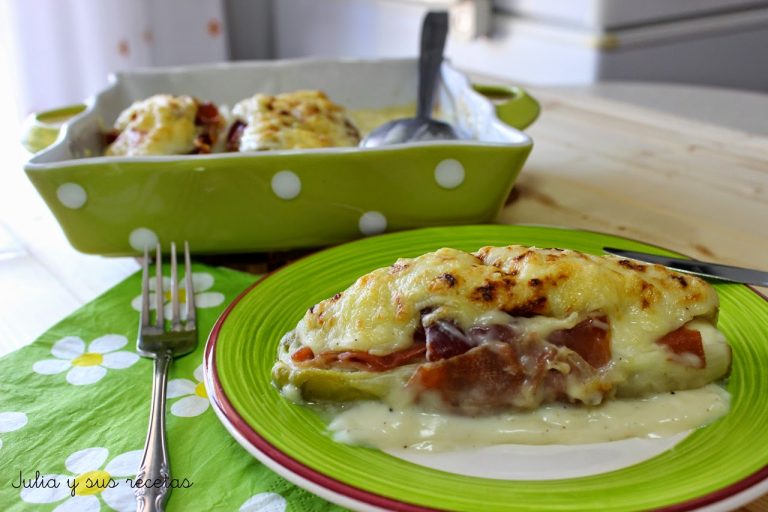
top-left (1, 87), bottom-right (767, 511)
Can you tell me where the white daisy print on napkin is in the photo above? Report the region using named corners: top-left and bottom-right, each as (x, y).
top-left (168, 364), bottom-right (209, 417)
top-left (19, 447), bottom-right (142, 512)
top-left (33, 335), bottom-right (140, 386)
top-left (130, 272), bottom-right (224, 320)
top-left (0, 411), bottom-right (28, 449)
top-left (240, 492), bottom-right (287, 512)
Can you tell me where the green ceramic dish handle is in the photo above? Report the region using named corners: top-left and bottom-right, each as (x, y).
top-left (473, 84), bottom-right (540, 130)
top-left (21, 104), bottom-right (86, 153)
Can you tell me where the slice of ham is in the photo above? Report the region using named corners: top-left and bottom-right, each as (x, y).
top-left (104, 129), bottom-right (119, 145)
top-left (426, 320), bottom-right (522, 362)
top-left (548, 316), bottom-right (611, 368)
top-left (290, 313), bottom-right (714, 414)
top-left (425, 321), bottom-right (473, 361)
top-left (226, 121), bottom-right (246, 152)
top-left (292, 343), bottom-right (426, 372)
top-left (408, 340), bottom-right (610, 414)
top-left (293, 315), bottom-right (613, 376)
top-left (656, 326), bottom-right (706, 368)
top-left (195, 102), bottom-right (221, 126)
top-left (192, 101), bottom-right (222, 154)
top-left (411, 343), bottom-right (529, 408)
top-left (193, 133), bottom-right (214, 154)
top-left (291, 346), bottom-right (314, 363)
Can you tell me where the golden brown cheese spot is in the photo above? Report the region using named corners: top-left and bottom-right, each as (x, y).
top-left (546, 272), bottom-right (569, 288)
top-left (546, 253), bottom-right (565, 262)
top-left (429, 273), bottom-right (460, 292)
top-left (504, 296), bottom-right (548, 318)
top-left (513, 250), bottom-right (533, 263)
top-left (471, 282), bottom-right (497, 302)
top-left (671, 275), bottom-right (689, 288)
top-left (441, 273), bottom-right (457, 287)
top-left (618, 259), bottom-right (648, 272)
top-left (639, 281), bottom-right (660, 309)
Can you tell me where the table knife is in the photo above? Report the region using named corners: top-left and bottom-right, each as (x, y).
top-left (603, 247), bottom-right (768, 287)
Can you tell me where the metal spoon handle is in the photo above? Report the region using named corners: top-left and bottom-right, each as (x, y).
top-left (417, 11), bottom-right (449, 120)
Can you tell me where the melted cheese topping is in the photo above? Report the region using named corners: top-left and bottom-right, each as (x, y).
top-left (293, 246), bottom-right (729, 397)
top-left (106, 95), bottom-right (202, 156)
top-left (232, 90), bottom-right (360, 151)
top-left (298, 246), bottom-right (718, 353)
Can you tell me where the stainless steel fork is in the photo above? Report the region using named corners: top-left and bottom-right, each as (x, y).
top-left (135, 242), bottom-right (198, 512)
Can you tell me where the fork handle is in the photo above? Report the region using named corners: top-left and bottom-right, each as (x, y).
top-left (135, 352), bottom-right (172, 512)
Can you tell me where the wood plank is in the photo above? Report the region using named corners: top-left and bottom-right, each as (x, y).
top-left (501, 88), bottom-right (768, 273)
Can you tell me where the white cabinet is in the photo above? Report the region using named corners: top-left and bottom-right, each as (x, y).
top-left (272, 0), bottom-right (768, 91)
top-left (495, 0), bottom-right (768, 29)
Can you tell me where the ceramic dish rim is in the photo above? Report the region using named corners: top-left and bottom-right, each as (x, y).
top-left (26, 57), bottom-right (533, 171)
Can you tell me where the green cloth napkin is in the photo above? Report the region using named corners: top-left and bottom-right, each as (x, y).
top-left (0, 264), bottom-right (343, 512)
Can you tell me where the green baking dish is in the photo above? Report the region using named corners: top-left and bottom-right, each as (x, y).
top-left (23, 58), bottom-right (538, 255)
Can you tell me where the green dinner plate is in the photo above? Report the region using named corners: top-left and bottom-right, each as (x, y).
top-left (204, 225), bottom-right (768, 511)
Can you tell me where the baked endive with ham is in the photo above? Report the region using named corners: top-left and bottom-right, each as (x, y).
top-left (272, 246), bottom-right (731, 415)
top-left (226, 90), bottom-right (360, 151)
top-left (105, 94), bottom-right (226, 156)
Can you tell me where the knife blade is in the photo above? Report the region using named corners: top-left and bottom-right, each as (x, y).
top-left (603, 247), bottom-right (768, 287)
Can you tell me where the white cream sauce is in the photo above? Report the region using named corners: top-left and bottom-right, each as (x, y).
top-left (327, 384), bottom-right (729, 451)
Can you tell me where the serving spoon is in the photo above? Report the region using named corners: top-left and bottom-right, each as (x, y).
top-left (360, 11), bottom-right (460, 147)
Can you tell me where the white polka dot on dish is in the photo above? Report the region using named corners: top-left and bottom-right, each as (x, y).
top-left (358, 211), bottom-right (387, 235)
top-left (56, 183), bottom-right (87, 209)
top-left (271, 170), bottom-right (301, 200)
top-left (129, 228), bottom-right (158, 252)
top-left (434, 159), bottom-right (465, 189)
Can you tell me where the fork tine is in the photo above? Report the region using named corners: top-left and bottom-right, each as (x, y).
top-left (141, 247), bottom-right (150, 328)
top-left (155, 243), bottom-right (164, 328)
top-left (170, 242), bottom-right (182, 331)
top-left (184, 241), bottom-right (196, 328)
